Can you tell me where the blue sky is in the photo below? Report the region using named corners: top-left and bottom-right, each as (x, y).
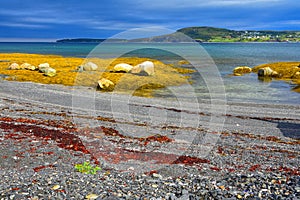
top-left (0, 0), bottom-right (299, 41)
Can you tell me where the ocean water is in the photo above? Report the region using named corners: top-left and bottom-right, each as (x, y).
top-left (0, 42), bottom-right (299, 105)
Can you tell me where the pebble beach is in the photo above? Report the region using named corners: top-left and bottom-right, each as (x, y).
top-left (0, 78), bottom-right (299, 199)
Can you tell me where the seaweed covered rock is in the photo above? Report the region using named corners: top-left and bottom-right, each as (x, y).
top-left (131, 61), bottom-right (155, 76)
top-left (233, 66), bottom-right (252, 76)
top-left (114, 63), bottom-right (133, 73)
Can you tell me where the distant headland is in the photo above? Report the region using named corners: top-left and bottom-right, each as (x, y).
top-left (57, 26), bottom-right (300, 43)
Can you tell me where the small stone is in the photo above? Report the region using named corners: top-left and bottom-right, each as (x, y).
top-left (152, 173), bottom-right (163, 179)
top-left (219, 185), bottom-right (225, 190)
top-left (237, 194), bottom-right (243, 199)
top-left (52, 184), bottom-right (60, 190)
top-left (85, 193), bottom-right (99, 200)
top-left (152, 184), bottom-right (158, 188)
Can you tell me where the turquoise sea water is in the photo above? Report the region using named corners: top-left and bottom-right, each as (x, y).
top-left (0, 42), bottom-right (299, 105)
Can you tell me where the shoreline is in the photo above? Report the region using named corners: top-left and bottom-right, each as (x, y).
top-left (0, 80), bottom-right (299, 198)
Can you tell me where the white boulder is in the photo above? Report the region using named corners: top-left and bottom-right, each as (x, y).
top-left (20, 63), bottom-right (31, 70)
top-left (8, 63), bottom-right (20, 70)
top-left (38, 63), bottom-right (50, 73)
top-left (114, 63), bottom-right (133, 73)
top-left (83, 62), bottom-right (98, 71)
top-left (131, 61), bottom-right (155, 76)
top-left (43, 67), bottom-right (56, 77)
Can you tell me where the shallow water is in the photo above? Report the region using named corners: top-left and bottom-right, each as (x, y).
top-left (0, 42), bottom-right (299, 105)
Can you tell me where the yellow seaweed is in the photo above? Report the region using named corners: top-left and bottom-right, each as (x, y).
top-left (0, 53), bottom-right (193, 97)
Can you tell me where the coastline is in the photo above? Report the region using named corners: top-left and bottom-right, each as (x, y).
top-left (0, 80), bottom-right (299, 199)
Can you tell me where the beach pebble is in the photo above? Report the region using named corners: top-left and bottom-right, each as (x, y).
top-left (85, 193), bottom-right (98, 199)
top-left (51, 184), bottom-right (60, 190)
top-left (8, 63), bottom-right (20, 70)
top-left (114, 63), bottom-right (133, 73)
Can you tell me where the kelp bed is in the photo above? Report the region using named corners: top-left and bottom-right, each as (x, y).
top-left (0, 53), bottom-right (194, 97)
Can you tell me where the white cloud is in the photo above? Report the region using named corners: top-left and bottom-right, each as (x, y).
top-left (0, 22), bottom-right (48, 28)
top-left (0, 37), bottom-right (56, 42)
top-left (134, 0), bottom-right (282, 9)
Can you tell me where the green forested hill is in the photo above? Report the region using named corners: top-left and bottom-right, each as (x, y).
top-left (56, 27), bottom-right (300, 43)
top-left (177, 26), bottom-right (300, 42)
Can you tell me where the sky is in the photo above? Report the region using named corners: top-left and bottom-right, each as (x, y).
top-left (0, 0), bottom-right (300, 41)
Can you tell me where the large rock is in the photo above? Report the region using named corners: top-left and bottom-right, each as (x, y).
top-left (43, 67), bottom-right (56, 77)
top-left (257, 67), bottom-right (278, 77)
top-left (8, 63), bottom-right (20, 70)
top-left (83, 62), bottom-right (98, 71)
top-left (131, 61), bottom-right (155, 76)
top-left (25, 65), bottom-right (37, 71)
top-left (233, 66), bottom-right (252, 75)
top-left (20, 63), bottom-right (32, 70)
top-left (114, 63), bottom-right (133, 73)
top-left (38, 63), bottom-right (51, 73)
top-left (98, 78), bottom-right (114, 90)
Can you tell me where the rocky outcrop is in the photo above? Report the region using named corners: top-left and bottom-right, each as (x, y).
top-left (114, 63), bottom-right (133, 73)
top-left (233, 66), bottom-right (252, 76)
top-left (98, 78), bottom-right (114, 90)
top-left (131, 61), bottom-right (155, 76)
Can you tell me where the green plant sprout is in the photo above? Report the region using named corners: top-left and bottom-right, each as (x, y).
top-left (75, 161), bottom-right (101, 175)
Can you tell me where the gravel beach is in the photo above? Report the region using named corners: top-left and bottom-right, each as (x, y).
top-left (0, 80), bottom-right (299, 199)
